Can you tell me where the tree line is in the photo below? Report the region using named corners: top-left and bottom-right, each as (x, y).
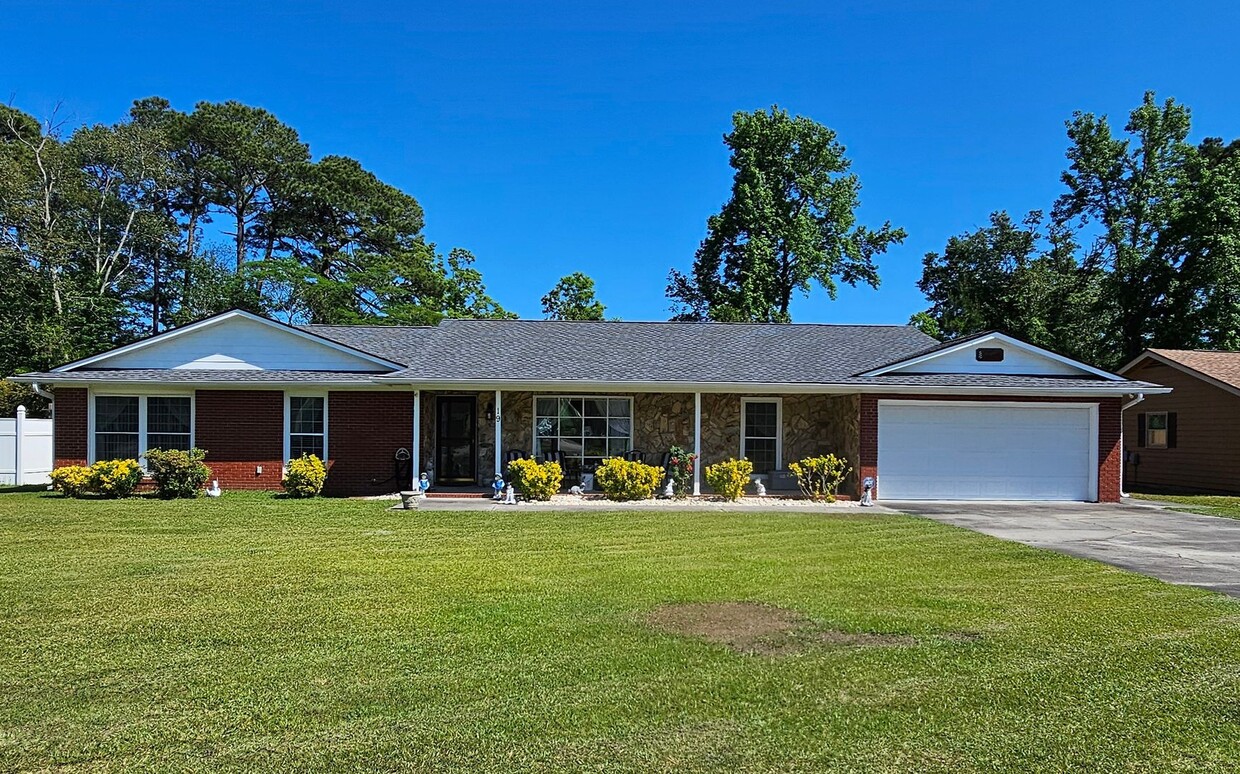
top-left (668, 97), bottom-right (1240, 371)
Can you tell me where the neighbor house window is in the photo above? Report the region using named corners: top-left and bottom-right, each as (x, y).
top-left (534, 396), bottom-right (632, 473)
top-left (741, 398), bottom-right (781, 474)
top-left (287, 395), bottom-right (326, 460)
top-left (1145, 412), bottom-right (1168, 449)
top-left (92, 394), bottom-right (193, 461)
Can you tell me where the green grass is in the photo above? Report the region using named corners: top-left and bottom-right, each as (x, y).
top-left (1130, 493), bottom-right (1240, 520)
top-left (1, 492), bottom-right (1239, 772)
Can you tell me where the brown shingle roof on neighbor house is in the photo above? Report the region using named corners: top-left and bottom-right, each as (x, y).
top-left (1144, 349), bottom-right (1240, 392)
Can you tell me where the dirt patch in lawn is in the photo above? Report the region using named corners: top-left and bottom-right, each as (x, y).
top-left (645, 602), bottom-right (922, 657)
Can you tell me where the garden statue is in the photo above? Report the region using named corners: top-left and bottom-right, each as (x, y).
top-left (492, 475), bottom-right (505, 500)
top-left (754, 477), bottom-right (767, 496)
top-left (860, 476), bottom-right (874, 507)
top-left (504, 483), bottom-right (516, 505)
top-left (663, 477), bottom-right (675, 498)
top-left (570, 485), bottom-right (585, 496)
top-left (418, 472), bottom-right (431, 495)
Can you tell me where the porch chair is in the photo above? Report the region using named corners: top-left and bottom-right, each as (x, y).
top-left (504, 449), bottom-right (528, 464)
top-left (624, 449), bottom-right (646, 463)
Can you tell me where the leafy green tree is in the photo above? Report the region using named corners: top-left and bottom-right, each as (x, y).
top-left (541, 272), bottom-right (606, 320)
top-left (916, 211), bottom-right (1106, 363)
top-left (667, 106), bottom-right (904, 322)
top-left (193, 101), bottom-right (308, 271)
top-left (1052, 92), bottom-right (1193, 363)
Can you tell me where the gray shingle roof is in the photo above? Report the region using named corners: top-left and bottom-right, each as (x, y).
top-left (380, 319), bottom-right (941, 383)
top-left (300, 324), bottom-right (434, 366)
top-left (16, 369), bottom-right (381, 384)
top-left (856, 373), bottom-right (1164, 390)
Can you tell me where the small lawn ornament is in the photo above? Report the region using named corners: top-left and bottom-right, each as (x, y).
top-left (492, 475), bottom-right (505, 500)
top-left (503, 483), bottom-right (517, 505)
top-left (753, 477), bottom-right (767, 497)
top-left (206, 480), bottom-right (222, 498)
top-left (860, 476), bottom-right (874, 507)
top-left (418, 472), bottom-right (431, 495)
top-left (569, 485), bottom-right (585, 496)
top-left (662, 477), bottom-right (675, 498)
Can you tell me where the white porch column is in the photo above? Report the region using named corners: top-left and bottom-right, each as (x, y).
top-left (412, 390), bottom-right (421, 489)
top-left (693, 392), bottom-right (702, 496)
top-left (494, 389), bottom-right (503, 477)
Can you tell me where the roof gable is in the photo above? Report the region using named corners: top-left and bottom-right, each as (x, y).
top-left (861, 332), bottom-right (1122, 380)
top-left (1121, 349), bottom-right (1240, 398)
top-left (56, 310), bottom-right (402, 373)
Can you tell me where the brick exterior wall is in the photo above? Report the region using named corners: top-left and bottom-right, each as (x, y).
top-left (859, 394), bottom-right (1124, 503)
top-left (53, 388), bottom-right (88, 468)
top-left (325, 391), bottom-right (415, 496)
top-left (194, 390), bottom-right (286, 490)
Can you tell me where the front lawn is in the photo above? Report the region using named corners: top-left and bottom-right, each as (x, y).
top-left (1131, 492), bottom-right (1240, 520)
top-left (1, 492), bottom-right (1238, 771)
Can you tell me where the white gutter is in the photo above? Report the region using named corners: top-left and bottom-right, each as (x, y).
top-left (1119, 393), bottom-right (1145, 498)
top-left (30, 382), bottom-right (55, 402)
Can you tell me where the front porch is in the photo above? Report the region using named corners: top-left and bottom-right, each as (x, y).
top-left (411, 390), bottom-right (861, 495)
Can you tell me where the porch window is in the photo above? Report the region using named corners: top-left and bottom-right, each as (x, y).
top-left (92, 395), bottom-right (193, 461)
top-left (288, 396), bottom-right (326, 460)
top-left (534, 396), bottom-right (632, 473)
top-left (741, 398), bottom-right (781, 474)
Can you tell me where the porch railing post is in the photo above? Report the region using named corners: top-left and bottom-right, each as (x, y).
top-left (693, 392), bottom-right (702, 496)
top-left (412, 390), bottom-right (421, 490)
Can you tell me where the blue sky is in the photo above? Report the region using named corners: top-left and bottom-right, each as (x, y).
top-left (4, 1), bottom-right (1238, 322)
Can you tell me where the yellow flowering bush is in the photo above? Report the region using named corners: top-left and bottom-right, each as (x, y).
top-left (49, 465), bottom-right (93, 498)
top-left (282, 454), bottom-right (327, 498)
top-left (788, 454), bottom-right (851, 503)
top-left (593, 457), bottom-right (664, 501)
top-left (506, 458), bottom-right (563, 501)
top-left (88, 459), bottom-right (144, 498)
top-left (704, 458), bottom-right (753, 502)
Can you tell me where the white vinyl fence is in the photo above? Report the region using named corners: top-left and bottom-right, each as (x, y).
top-left (1, 406), bottom-right (54, 486)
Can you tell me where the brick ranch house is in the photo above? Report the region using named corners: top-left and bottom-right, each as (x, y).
top-left (13, 311), bottom-right (1168, 502)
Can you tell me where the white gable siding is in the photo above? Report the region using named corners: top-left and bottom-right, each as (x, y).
top-left (891, 343), bottom-right (1086, 376)
top-left (94, 316), bottom-right (390, 372)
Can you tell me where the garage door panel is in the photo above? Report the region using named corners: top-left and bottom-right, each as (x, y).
top-left (878, 403), bottom-right (1094, 501)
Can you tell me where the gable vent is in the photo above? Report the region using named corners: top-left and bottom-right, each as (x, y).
top-left (975, 347), bottom-right (1005, 362)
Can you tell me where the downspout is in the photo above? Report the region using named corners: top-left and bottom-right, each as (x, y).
top-left (1119, 393), bottom-right (1145, 498)
top-left (30, 382), bottom-right (54, 403)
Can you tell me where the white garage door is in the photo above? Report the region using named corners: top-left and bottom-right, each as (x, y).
top-left (878, 401), bottom-right (1096, 501)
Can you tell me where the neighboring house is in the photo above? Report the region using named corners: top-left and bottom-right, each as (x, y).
top-left (1120, 349), bottom-right (1240, 494)
top-left (12, 312), bottom-right (1166, 501)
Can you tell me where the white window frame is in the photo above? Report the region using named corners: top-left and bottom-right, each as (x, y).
top-left (531, 395), bottom-right (634, 467)
top-left (1146, 411), bottom-right (1169, 449)
top-left (284, 392), bottom-right (329, 464)
top-left (86, 389), bottom-right (196, 464)
top-left (740, 397), bottom-right (783, 472)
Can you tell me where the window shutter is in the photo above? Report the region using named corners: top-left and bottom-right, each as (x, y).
top-left (1167, 412), bottom-right (1177, 449)
top-left (1136, 413), bottom-right (1146, 447)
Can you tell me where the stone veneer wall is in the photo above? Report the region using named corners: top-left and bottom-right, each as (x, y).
top-left (486, 390), bottom-right (860, 491)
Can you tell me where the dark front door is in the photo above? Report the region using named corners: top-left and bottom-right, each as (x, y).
top-left (436, 396), bottom-right (477, 485)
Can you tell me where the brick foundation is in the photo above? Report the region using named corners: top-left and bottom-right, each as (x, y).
top-left (859, 394), bottom-right (1123, 503)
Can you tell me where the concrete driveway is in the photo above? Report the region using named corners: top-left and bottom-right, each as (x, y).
top-left (889, 499), bottom-right (1240, 597)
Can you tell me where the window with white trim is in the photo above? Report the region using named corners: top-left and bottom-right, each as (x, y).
top-left (1146, 411), bottom-right (1168, 449)
top-left (92, 395), bottom-right (193, 461)
top-left (534, 396), bottom-right (631, 472)
top-left (288, 396), bottom-right (326, 460)
top-left (741, 398), bottom-right (781, 474)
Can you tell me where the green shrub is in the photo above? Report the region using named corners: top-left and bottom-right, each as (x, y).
top-left (666, 445), bottom-right (696, 499)
top-left (593, 457), bottom-right (664, 501)
top-left (788, 454), bottom-right (851, 503)
top-left (282, 454), bottom-right (327, 498)
top-left (89, 459), bottom-right (143, 498)
top-left (507, 458), bottom-right (563, 501)
top-left (704, 458), bottom-right (753, 502)
top-left (49, 465), bottom-right (93, 498)
top-left (144, 448), bottom-right (212, 499)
